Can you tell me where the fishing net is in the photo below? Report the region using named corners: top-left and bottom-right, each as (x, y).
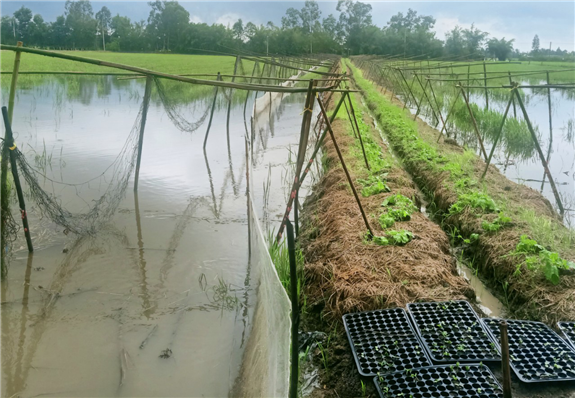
top-left (154, 77), bottom-right (213, 133)
top-left (8, 105), bottom-right (142, 236)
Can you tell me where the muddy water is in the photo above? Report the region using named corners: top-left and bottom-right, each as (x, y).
top-left (1, 76), bottom-right (315, 397)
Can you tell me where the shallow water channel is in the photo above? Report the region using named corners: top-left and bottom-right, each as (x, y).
top-left (1, 76), bottom-right (318, 397)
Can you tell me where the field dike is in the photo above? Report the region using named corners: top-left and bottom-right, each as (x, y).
top-left (346, 59), bottom-right (575, 326)
top-left (298, 87), bottom-right (478, 396)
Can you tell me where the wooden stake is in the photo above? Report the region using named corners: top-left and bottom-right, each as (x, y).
top-left (203, 72), bottom-right (221, 149)
top-left (133, 76), bottom-right (153, 192)
top-left (540, 71), bottom-right (553, 192)
top-left (347, 93), bottom-right (370, 171)
top-left (460, 86), bottom-right (489, 161)
top-left (513, 89), bottom-right (565, 215)
top-left (275, 92), bottom-right (347, 241)
top-left (482, 92), bottom-right (514, 179)
top-left (500, 321), bottom-right (513, 398)
top-left (508, 72), bottom-right (517, 118)
top-left (483, 61), bottom-right (489, 110)
top-left (1, 107), bottom-right (33, 253)
top-left (286, 219), bottom-right (299, 398)
top-left (226, 56), bottom-right (240, 134)
top-left (7, 42), bottom-right (23, 124)
top-left (436, 89), bottom-right (461, 142)
top-left (316, 97), bottom-right (374, 238)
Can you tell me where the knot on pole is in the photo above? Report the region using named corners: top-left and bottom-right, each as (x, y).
top-left (9, 144), bottom-right (16, 150)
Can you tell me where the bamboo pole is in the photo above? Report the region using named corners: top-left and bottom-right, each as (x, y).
top-left (7, 42), bottom-right (23, 123)
top-left (436, 89), bottom-right (461, 142)
top-left (427, 78), bottom-right (448, 132)
top-left (277, 80), bottom-right (316, 241)
top-left (513, 89), bottom-right (565, 215)
top-left (0, 45), bottom-right (338, 94)
top-left (460, 86), bottom-right (489, 161)
top-left (414, 74), bottom-right (440, 124)
top-left (1, 107), bottom-right (33, 253)
top-left (500, 321), bottom-right (513, 398)
top-left (540, 71), bottom-right (554, 192)
top-left (508, 72), bottom-right (517, 118)
top-left (483, 61), bottom-right (489, 110)
top-left (316, 97), bottom-right (374, 238)
top-left (413, 78), bottom-right (430, 120)
top-left (347, 93), bottom-right (370, 171)
top-left (133, 76), bottom-right (153, 192)
top-left (203, 72), bottom-right (221, 149)
top-left (343, 95), bottom-right (357, 138)
top-left (293, 80), bottom-right (316, 237)
top-left (481, 92), bottom-right (515, 179)
top-left (275, 92), bottom-right (347, 241)
top-left (226, 56), bottom-right (240, 134)
top-left (285, 219), bottom-right (299, 398)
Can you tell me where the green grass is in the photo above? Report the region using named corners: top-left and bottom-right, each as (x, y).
top-left (1, 51), bottom-right (250, 77)
top-left (267, 229), bottom-right (305, 307)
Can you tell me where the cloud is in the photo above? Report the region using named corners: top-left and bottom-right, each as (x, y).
top-left (189, 15), bottom-right (203, 24)
top-left (214, 13), bottom-right (242, 28)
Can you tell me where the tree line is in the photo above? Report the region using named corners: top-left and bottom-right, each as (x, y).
top-left (1, 0), bottom-right (573, 61)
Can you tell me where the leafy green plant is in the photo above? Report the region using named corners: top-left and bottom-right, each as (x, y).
top-left (387, 230), bottom-right (414, 245)
top-left (482, 212), bottom-right (512, 232)
top-left (360, 177), bottom-right (391, 197)
top-left (512, 235), bottom-right (575, 285)
top-left (449, 191), bottom-right (499, 215)
top-left (378, 194), bottom-right (417, 228)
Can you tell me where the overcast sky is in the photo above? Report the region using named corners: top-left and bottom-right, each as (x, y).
top-left (2, 1), bottom-right (574, 52)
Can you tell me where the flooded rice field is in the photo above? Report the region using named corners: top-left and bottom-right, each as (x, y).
top-left (1, 76), bottom-right (318, 397)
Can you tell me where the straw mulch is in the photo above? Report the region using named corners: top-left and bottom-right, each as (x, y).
top-left (300, 117), bottom-right (473, 322)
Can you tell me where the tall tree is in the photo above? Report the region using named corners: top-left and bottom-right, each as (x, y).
top-left (147, 1), bottom-right (190, 51)
top-left (487, 37), bottom-right (514, 61)
top-left (532, 34), bottom-right (540, 54)
top-left (232, 18), bottom-right (244, 41)
top-left (281, 7), bottom-right (301, 29)
top-left (13, 6), bottom-right (33, 41)
top-left (51, 15), bottom-right (70, 48)
top-left (300, 0), bottom-right (321, 33)
top-left (462, 24), bottom-right (488, 58)
top-left (445, 26), bottom-right (466, 58)
top-left (65, 0), bottom-right (96, 49)
top-left (336, 0), bottom-right (372, 54)
top-left (95, 6), bottom-right (111, 50)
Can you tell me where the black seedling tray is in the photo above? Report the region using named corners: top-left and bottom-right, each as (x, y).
top-left (407, 300), bottom-right (501, 363)
top-left (558, 321), bottom-right (575, 349)
top-left (343, 308), bottom-right (432, 377)
top-left (374, 363), bottom-right (503, 398)
top-left (482, 318), bottom-right (575, 383)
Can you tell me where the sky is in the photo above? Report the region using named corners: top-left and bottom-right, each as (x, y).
top-left (1, 1), bottom-right (574, 52)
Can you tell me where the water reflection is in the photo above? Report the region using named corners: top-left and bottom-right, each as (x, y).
top-left (1, 73), bottom-right (312, 397)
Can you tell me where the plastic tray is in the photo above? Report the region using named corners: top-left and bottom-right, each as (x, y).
top-left (343, 308), bottom-right (432, 377)
top-left (558, 321), bottom-right (575, 349)
top-left (374, 363), bottom-right (503, 398)
top-left (482, 318), bottom-right (575, 383)
top-left (407, 300), bottom-right (501, 362)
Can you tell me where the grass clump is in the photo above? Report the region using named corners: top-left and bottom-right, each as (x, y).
top-left (267, 231), bottom-right (305, 303)
top-left (511, 235), bottom-right (575, 285)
